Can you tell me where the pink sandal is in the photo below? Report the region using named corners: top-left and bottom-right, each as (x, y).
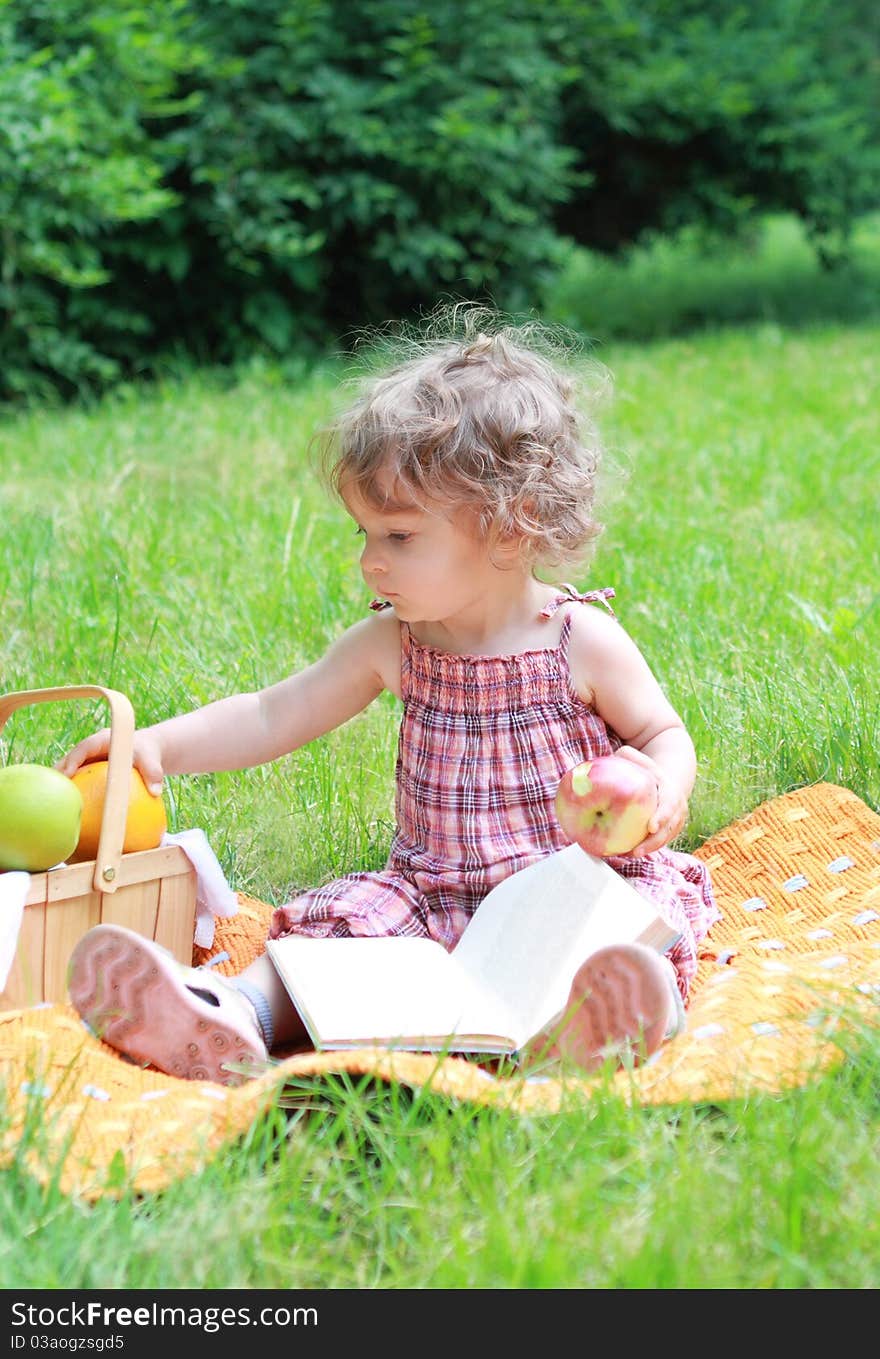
top-left (547, 942), bottom-right (682, 1073)
top-left (68, 923), bottom-right (268, 1086)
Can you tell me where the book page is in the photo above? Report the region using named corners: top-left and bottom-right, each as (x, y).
top-left (266, 935), bottom-right (521, 1051)
top-left (451, 843), bottom-right (680, 1044)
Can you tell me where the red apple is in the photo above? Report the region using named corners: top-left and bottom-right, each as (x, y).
top-left (555, 755), bottom-right (658, 856)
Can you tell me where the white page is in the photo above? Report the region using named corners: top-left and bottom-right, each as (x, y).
top-left (267, 935), bottom-right (521, 1050)
top-left (451, 843), bottom-right (671, 1042)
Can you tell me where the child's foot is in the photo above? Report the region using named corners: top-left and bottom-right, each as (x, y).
top-left (68, 923), bottom-right (268, 1086)
top-left (543, 943), bottom-right (681, 1073)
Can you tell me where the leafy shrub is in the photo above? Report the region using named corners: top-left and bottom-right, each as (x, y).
top-left (550, 0), bottom-right (880, 257)
top-left (0, 1), bottom-right (190, 399)
top-left (1, 0), bottom-right (877, 402)
top-left (111, 0), bottom-right (576, 360)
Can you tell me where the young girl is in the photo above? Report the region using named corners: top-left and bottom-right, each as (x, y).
top-left (60, 317), bottom-right (719, 1085)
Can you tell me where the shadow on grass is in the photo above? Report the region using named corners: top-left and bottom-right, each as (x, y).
top-left (545, 214), bottom-right (880, 345)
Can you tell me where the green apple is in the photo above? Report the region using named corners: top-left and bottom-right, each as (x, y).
top-left (0, 763), bottom-right (83, 872)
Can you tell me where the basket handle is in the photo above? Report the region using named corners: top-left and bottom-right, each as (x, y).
top-left (0, 685), bottom-right (136, 894)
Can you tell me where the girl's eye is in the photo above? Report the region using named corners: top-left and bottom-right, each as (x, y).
top-left (353, 526), bottom-right (409, 543)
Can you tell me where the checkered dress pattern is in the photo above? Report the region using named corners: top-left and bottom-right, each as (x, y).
top-left (270, 591), bottom-right (719, 999)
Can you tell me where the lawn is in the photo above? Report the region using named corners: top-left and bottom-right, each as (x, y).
top-left (1, 216), bottom-right (879, 1289)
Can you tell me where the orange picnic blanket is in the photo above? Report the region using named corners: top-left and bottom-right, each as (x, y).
top-left (3, 781), bottom-right (879, 1198)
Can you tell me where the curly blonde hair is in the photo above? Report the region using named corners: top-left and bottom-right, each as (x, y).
top-left (322, 306), bottom-right (610, 572)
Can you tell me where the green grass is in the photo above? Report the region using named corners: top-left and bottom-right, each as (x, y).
top-left (1, 216), bottom-right (879, 1288)
top-left (4, 1035), bottom-right (880, 1290)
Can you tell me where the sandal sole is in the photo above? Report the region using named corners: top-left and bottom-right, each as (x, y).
top-left (553, 942), bottom-right (673, 1072)
top-left (68, 924), bottom-right (264, 1086)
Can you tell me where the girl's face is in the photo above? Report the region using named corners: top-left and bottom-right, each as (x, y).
top-left (342, 477), bottom-right (508, 624)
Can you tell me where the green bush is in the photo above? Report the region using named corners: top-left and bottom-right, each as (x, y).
top-left (0, 1), bottom-right (190, 399)
top-left (1, 0), bottom-right (576, 400)
top-left (1, 0), bottom-right (877, 402)
top-left (132, 0), bottom-right (575, 360)
top-left (550, 0), bottom-right (880, 256)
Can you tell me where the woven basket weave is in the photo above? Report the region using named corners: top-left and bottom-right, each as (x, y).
top-left (3, 781), bottom-right (880, 1199)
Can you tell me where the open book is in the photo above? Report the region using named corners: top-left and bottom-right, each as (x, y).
top-left (266, 843), bottom-right (681, 1056)
top-left (263, 842), bottom-right (681, 1054)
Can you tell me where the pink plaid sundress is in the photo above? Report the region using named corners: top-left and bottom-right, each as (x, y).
top-left (269, 588), bottom-right (720, 999)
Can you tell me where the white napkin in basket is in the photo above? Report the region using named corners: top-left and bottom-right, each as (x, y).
top-left (0, 872), bottom-right (31, 991)
top-left (161, 829), bottom-right (239, 949)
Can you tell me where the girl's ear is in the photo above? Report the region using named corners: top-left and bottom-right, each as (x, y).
top-left (497, 497), bottom-right (539, 559)
top-left (488, 522), bottom-right (531, 570)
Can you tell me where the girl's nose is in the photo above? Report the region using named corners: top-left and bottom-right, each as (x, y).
top-left (360, 538), bottom-right (386, 574)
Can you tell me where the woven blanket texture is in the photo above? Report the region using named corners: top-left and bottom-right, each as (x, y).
top-left (3, 781), bottom-right (880, 1199)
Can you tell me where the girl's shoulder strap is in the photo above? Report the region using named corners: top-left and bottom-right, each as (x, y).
top-left (539, 583), bottom-right (617, 620)
top-left (368, 597), bottom-right (412, 697)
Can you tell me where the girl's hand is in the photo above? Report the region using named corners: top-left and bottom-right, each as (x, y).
top-left (56, 728), bottom-right (166, 797)
top-left (612, 745), bottom-right (689, 858)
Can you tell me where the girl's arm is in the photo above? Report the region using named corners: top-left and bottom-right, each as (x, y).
top-left (57, 612), bottom-right (401, 793)
top-left (566, 606), bottom-right (697, 857)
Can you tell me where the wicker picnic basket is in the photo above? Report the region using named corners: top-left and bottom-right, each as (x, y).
top-left (0, 685), bottom-right (196, 1011)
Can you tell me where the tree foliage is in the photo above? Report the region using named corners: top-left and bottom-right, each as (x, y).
top-left (128, 0), bottom-right (576, 363)
top-left (550, 0), bottom-right (880, 257)
top-left (0, 1), bottom-right (190, 398)
top-left (1, 0), bottom-right (877, 400)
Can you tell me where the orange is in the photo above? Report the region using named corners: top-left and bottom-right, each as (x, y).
top-left (69, 759), bottom-right (167, 862)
